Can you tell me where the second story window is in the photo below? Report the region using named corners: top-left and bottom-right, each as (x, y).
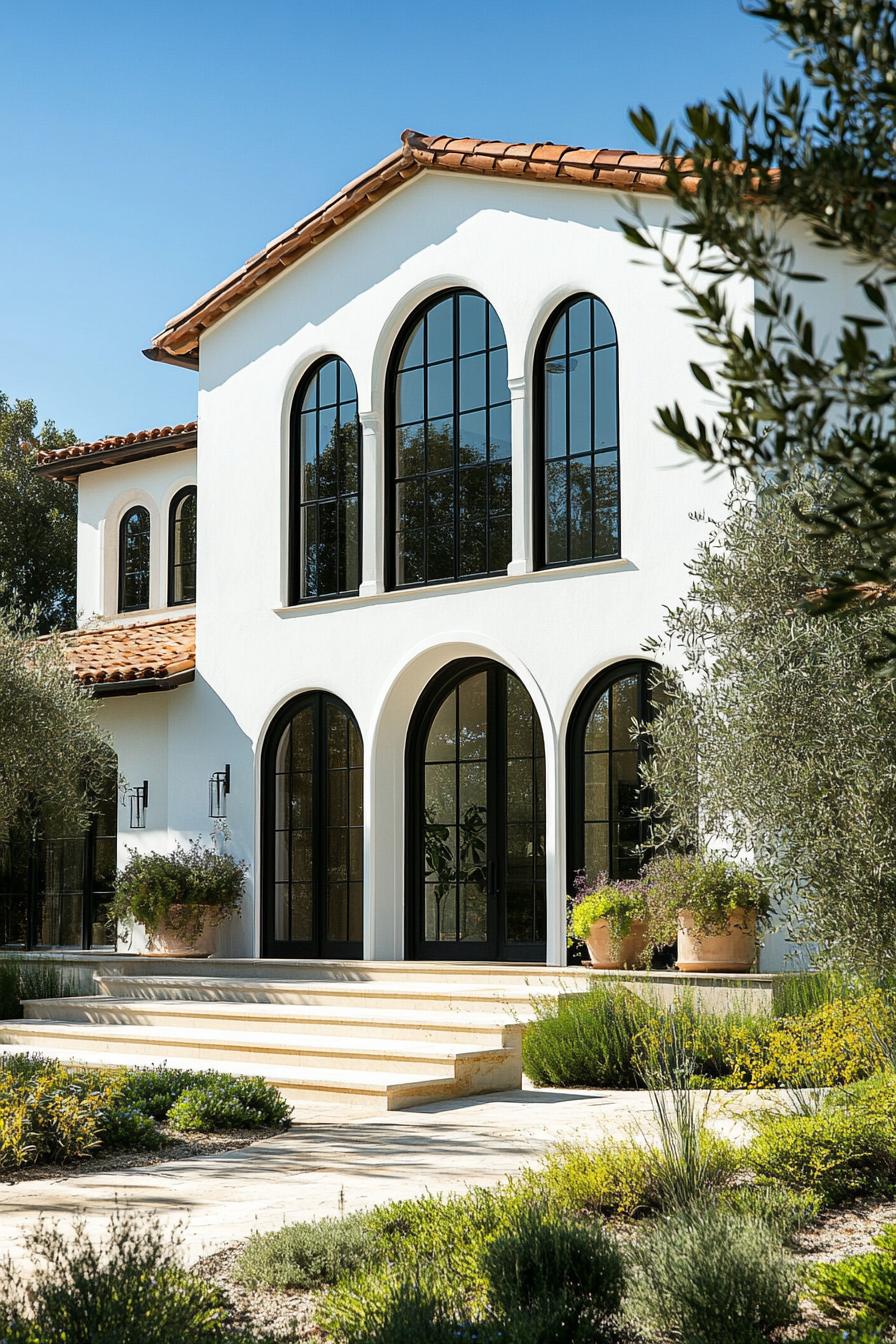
top-left (290, 356), bottom-right (361, 603)
top-left (536, 295), bottom-right (620, 569)
top-left (389, 289), bottom-right (511, 590)
top-left (118, 505), bottom-right (150, 612)
top-left (168, 486), bottom-right (197, 606)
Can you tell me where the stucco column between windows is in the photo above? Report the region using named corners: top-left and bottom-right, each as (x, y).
top-left (507, 376), bottom-right (533, 576)
top-left (358, 411), bottom-right (384, 597)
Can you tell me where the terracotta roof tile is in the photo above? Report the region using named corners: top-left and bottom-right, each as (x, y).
top-left (35, 422), bottom-right (197, 480)
top-left (54, 616), bottom-right (196, 692)
top-left (150, 129), bottom-right (693, 363)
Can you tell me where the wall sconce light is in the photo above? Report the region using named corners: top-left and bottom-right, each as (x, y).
top-left (209, 764), bottom-right (230, 819)
top-left (127, 780), bottom-right (148, 829)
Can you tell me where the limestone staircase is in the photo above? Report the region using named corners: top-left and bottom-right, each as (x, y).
top-left (0, 962), bottom-right (589, 1110)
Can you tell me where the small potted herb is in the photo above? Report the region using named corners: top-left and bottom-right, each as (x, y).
top-left (569, 873), bottom-right (650, 969)
top-left (643, 852), bottom-right (768, 973)
top-left (110, 839), bottom-right (246, 956)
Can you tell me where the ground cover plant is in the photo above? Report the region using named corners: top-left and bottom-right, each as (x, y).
top-left (0, 1057), bottom-right (290, 1170)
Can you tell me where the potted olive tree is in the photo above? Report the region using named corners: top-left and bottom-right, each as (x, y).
top-left (110, 839), bottom-right (246, 956)
top-left (569, 874), bottom-right (650, 970)
top-left (643, 852), bottom-right (768, 973)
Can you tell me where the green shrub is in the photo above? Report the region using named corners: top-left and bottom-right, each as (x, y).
top-left (119, 1065), bottom-right (219, 1121)
top-left (717, 1184), bottom-right (822, 1240)
top-left (0, 1212), bottom-right (247, 1344)
top-left (522, 1139), bottom-right (658, 1218)
top-left (625, 1205), bottom-right (800, 1344)
top-left (236, 1210), bottom-right (375, 1290)
top-left (802, 1327), bottom-right (889, 1343)
top-left (0, 1062), bottom-right (128, 1168)
top-left (318, 1269), bottom-right (473, 1344)
top-left (166, 1074), bottom-right (291, 1131)
top-left (808, 1223), bottom-right (896, 1324)
top-left (728, 991), bottom-right (896, 1088)
top-left (771, 969), bottom-right (868, 1018)
top-left (748, 1106), bottom-right (896, 1206)
top-left (0, 957), bottom-right (80, 1020)
top-left (522, 984), bottom-right (654, 1087)
top-left (482, 1202), bottom-right (624, 1343)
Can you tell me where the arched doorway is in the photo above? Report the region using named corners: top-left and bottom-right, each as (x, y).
top-left (261, 692), bottom-right (363, 958)
top-left (406, 659), bottom-right (546, 961)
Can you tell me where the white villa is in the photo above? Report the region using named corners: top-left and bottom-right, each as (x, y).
top-left (11, 128), bottom-right (830, 994)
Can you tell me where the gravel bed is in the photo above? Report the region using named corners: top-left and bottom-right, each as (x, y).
top-left (199, 1242), bottom-right (321, 1342)
top-left (0, 1125), bottom-right (287, 1185)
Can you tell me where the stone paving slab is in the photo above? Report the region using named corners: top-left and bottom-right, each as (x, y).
top-left (0, 1084), bottom-right (763, 1275)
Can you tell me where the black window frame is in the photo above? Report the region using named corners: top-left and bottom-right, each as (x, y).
top-left (167, 485), bottom-right (197, 607)
top-left (533, 293), bottom-right (621, 571)
top-left (260, 690), bottom-right (364, 959)
top-left (405, 657), bottom-right (547, 963)
top-left (386, 288), bottom-right (512, 592)
top-left (117, 505), bottom-right (151, 613)
top-left (288, 356), bottom-right (362, 605)
top-left (566, 659), bottom-right (659, 890)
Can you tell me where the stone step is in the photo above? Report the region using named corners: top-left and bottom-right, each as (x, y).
top-left (22, 994), bottom-right (530, 1045)
top-left (0, 1043), bottom-right (462, 1110)
top-left (93, 973), bottom-right (571, 1013)
top-left (0, 1018), bottom-right (518, 1081)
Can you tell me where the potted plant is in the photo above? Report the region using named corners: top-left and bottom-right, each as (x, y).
top-left (569, 873), bottom-right (650, 970)
top-left (110, 839), bottom-right (246, 956)
top-left (643, 852), bottom-right (768, 973)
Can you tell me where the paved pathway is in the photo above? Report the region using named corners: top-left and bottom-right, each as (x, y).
top-left (0, 1084), bottom-right (761, 1274)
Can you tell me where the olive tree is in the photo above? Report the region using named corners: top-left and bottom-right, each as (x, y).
top-left (623, 1), bottom-right (896, 636)
top-left (0, 610), bottom-right (113, 840)
top-left (642, 473), bottom-right (896, 973)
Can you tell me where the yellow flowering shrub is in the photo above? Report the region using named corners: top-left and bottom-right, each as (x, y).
top-left (728, 992), bottom-right (895, 1089)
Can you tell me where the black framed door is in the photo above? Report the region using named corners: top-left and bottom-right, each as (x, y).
top-left (406, 659), bottom-right (546, 962)
top-left (261, 691), bottom-right (363, 959)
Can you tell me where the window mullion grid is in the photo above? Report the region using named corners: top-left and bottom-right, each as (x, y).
top-left (334, 363), bottom-right (342, 597)
top-left (484, 304), bottom-right (491, 576)
top-left (589, 299), bottom-right (596, 561)
top-left (423, 314), bottom-right (431, 588)
top-left (454, 685), bottom-right (461, 943)
top-left (452, 294), bottom-right (460, 583)
top-left (564, 312), bottom-right (571, 566)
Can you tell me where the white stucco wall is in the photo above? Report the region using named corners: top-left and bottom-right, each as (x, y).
top-left (86, 169), bottom-right (790, 966)
top-left (76, 449), bottom-right (196, 623)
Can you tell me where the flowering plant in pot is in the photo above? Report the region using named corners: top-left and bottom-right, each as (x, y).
top-left (110, 839), bottom-right (246, 956)
top-left (569, 872), bottom-right (650, 969)
top-left (643, 852), bottom-right (768, 973)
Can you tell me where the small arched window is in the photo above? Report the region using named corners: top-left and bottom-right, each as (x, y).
top-left (567, 660), bottom-right (659, 884)
top-left (389, 289), bottom-right (511, 589)
top-left (168, 486), bottom-right (197, 606)
top-left (290, 356), bottom-right (361, 603)
top-left (536, 295), bottom-right (619, 568)
top-left (118, 506), bottom-right (150, 612)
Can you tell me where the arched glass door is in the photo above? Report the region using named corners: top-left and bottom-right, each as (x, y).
top-left (407, 660), bottom-right (546, 961)
top-left (262, 692), bottom-right (363, 958)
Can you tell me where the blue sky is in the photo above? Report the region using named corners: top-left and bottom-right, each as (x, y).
top-left (0, 1), bottom-right (792, 441)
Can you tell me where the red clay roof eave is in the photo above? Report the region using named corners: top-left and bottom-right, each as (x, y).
top-left (149, 129), bottom-right (688, 363)
top-left (35, 424), bottom-right (197, 479)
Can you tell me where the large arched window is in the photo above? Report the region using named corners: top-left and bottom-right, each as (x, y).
top-left (536, 294), bottom-right (619, 568)
top-left (118, 506), bottom-right (150, 612)
top-left (406, 659), bottom-right (546, 961)
top-left (290, 356), bottom-right (361, 603)
top-left (168, 486), bottom-right (197, 606)
top-left (261, 691), bottom-right (363, 958)
top-left (567, 660), bottom-right (659, 885)
top-left (389, 289), bottom-right (511, 589)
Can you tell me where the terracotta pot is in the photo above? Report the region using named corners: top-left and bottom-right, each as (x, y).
top-left (146, 904), bottom-right (216, 957)
top-left (675, 906), bottom-right (757, 973)
top-left (584, 918), bottom-right (649, 970)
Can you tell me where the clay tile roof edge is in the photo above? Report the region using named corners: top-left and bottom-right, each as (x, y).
top-left (150, 129), bottom-right (691, 362)
top-left (35, 421), bottom-right (198, 479)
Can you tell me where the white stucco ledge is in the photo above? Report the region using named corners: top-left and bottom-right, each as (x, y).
top-left (273, 558), bottom-right (636, 619)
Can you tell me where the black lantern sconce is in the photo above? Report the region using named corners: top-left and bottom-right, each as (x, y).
top-left (127, 780), bottom-right (148, 829)
top-left (209, 764), bottom-right (231, 820)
